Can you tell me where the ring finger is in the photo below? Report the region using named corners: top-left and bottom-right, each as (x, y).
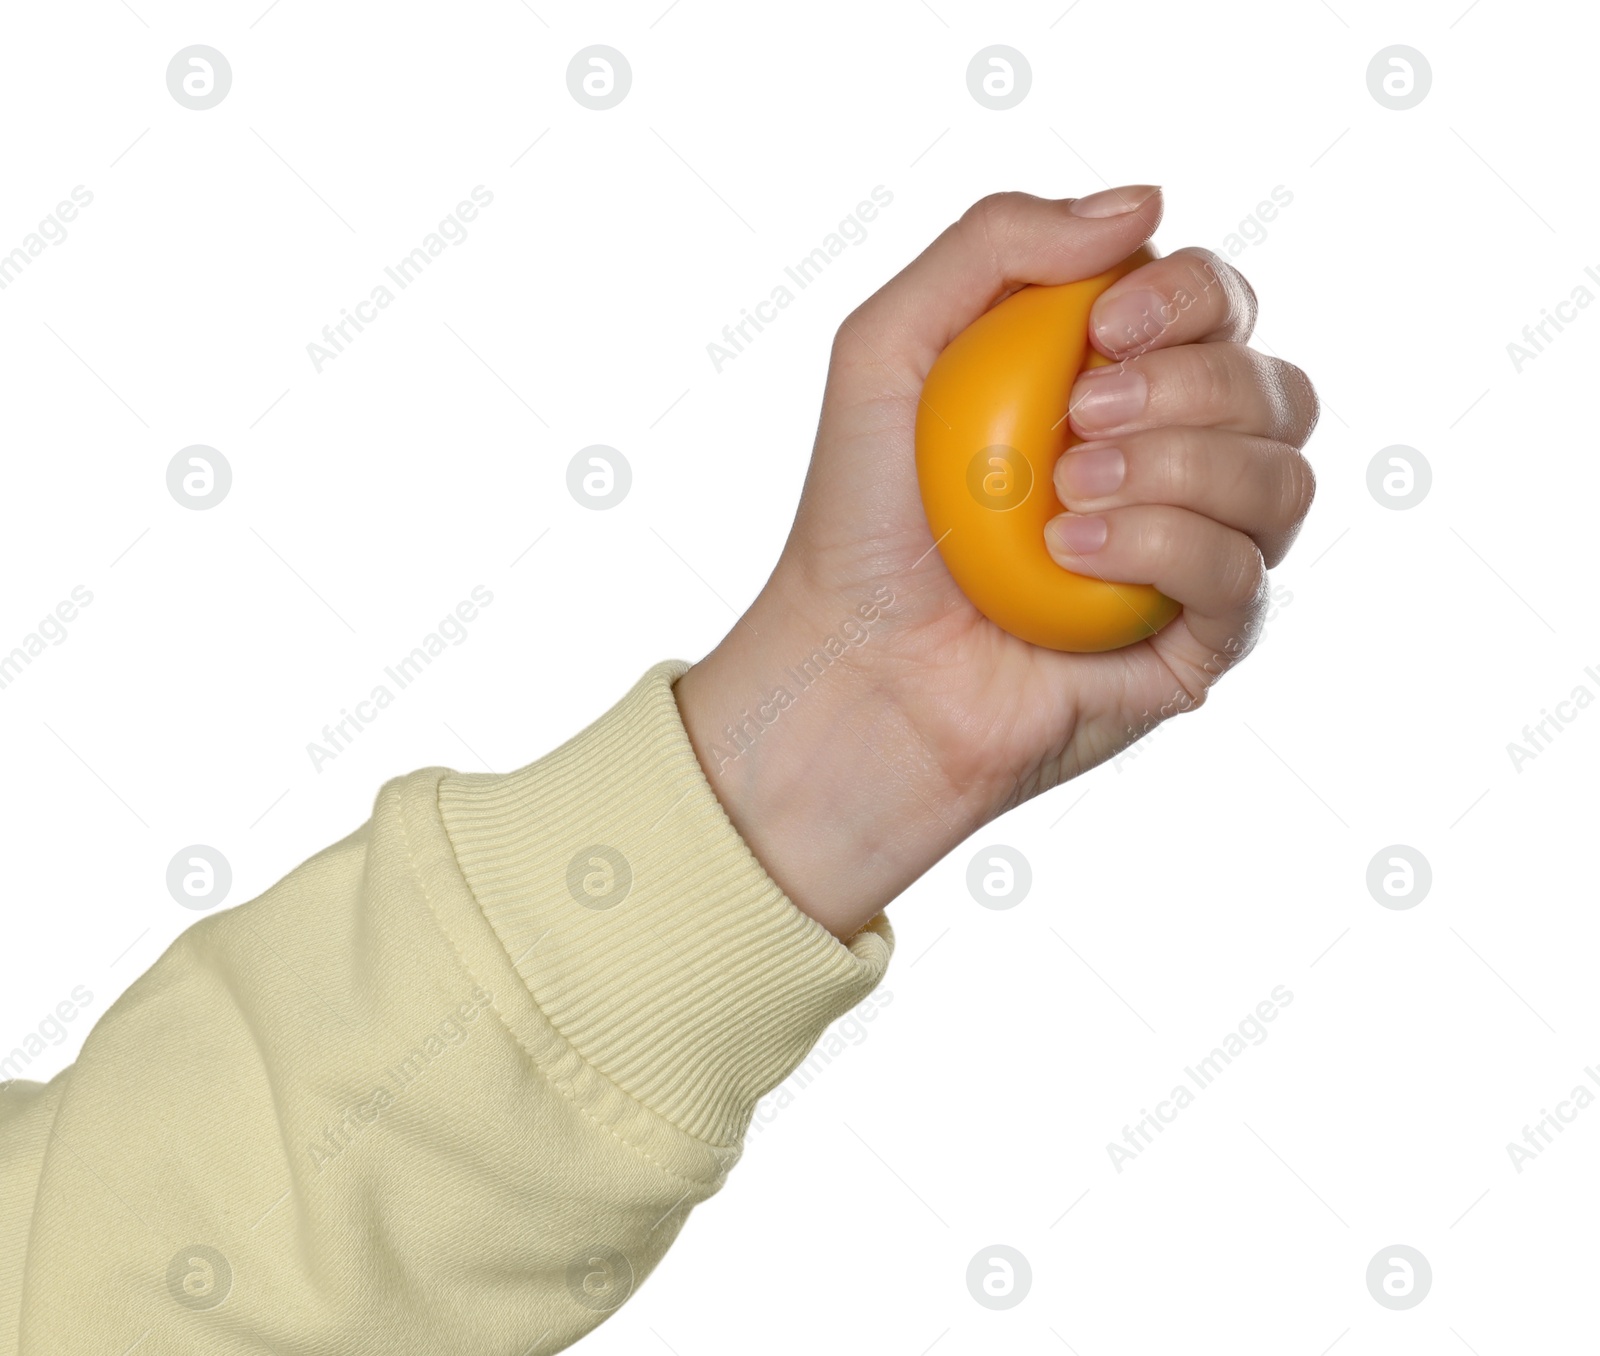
top-left (1054, 427), bottom-right (1315, 568)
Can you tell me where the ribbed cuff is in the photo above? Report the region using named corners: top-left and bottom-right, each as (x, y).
top-left (436, 660), bottom-right (893, 1149)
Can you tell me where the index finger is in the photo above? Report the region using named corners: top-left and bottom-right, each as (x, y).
top-left (843, 186), bottom-right (1164, 379)
top-left (1088, 246), bottom-right (1259, 359)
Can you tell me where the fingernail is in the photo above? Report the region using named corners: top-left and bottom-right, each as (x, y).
top-left (1059, 445), bottom-right (1125, 500)
top-left (1093, 289), bottom-right (1166, 353)
top-left (1047, 513), bottom-right (1107, 555)
top-left (1067, 184), bottom-right (1160, 218)
top-left (1070, 367), bottom-right (1146, 432)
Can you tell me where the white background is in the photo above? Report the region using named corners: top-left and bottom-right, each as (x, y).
top-left (2, 0), bottom-right (1596, 1351)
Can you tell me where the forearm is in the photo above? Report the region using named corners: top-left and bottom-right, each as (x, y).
top-left (674, 577), bottom-right (990, 938)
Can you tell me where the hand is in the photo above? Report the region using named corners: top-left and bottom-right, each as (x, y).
top-left (674, 186), bottom-right (1319, 937)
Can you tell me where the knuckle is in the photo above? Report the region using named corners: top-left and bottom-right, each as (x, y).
top-left (1184, 342), bottom-right (1245, 416)
top-left (1200, 524), bottom-right (1268, 616)
top-left (1139, 507), bottom-right (1174, 562)
top-left (829, 304), bottom-right (895, 379)
top-left (1227, 542), bottom-right (1269, 611)
top-left (1171, 674), bottom-right (1213, 714)
top-left (831, 309), bottom-right (866, 360)
top-left (962, 191), bottom-right (1024, 250)
top-left (966, 190), bottom-right (1021, 220)
top-left (1230, 265), bottom-right (1260, 333)
top-left (1157, 428), bottom-right (1202, 505)
top-left (956, 195), bottom-right (1009, 282)
top-left (1173, 648), bottom-right (1231, 712)
top-left (1176, 247), bottom-right (1255, 333)
top-left (1275, 357), bottom-right (1320, 440)
top-left (1283, 447), bottom-right (1317, 522)
top-left (1178, 247), bottom-right (1230, 305)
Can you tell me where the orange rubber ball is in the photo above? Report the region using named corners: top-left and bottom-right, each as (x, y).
top-left (914, 246), bottom-right (1180, 652)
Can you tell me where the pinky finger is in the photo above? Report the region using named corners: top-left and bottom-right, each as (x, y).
top-left (1044, 504), bottom-right (1269, 679)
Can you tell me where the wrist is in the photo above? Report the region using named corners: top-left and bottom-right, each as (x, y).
top-left (673, 578), bottom-right (982, 937)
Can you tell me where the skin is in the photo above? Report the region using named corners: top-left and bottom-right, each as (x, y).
top-left (673, 186), bottom-right (1320, 939)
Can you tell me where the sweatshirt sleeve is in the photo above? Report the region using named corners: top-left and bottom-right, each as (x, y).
top-left (0, 659), bottom-right (892, 1356)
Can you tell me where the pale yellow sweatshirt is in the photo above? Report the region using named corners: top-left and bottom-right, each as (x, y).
top-left (0, 661), bottom-right (892, 1354)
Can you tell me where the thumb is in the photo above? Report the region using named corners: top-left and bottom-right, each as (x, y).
top-left (843, 186), bottom-right (1163, 379)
